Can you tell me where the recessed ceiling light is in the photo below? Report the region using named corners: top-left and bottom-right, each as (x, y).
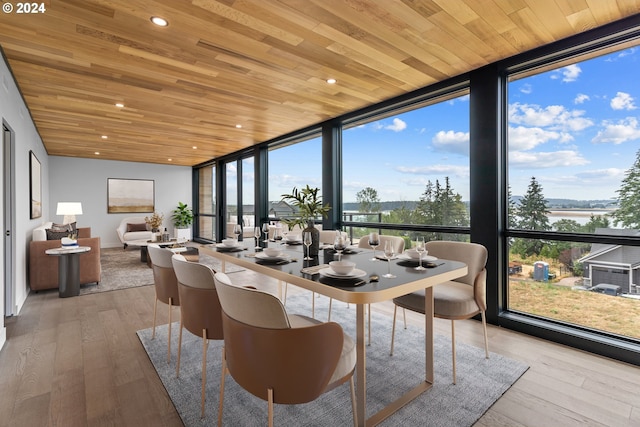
top-left (326, 78), bottom-right (337, 84)
top-left (192, 146), bottom-right (197, 149)
top-left (150, 16), bottom-right (169, 27)
top-left (94, 152), bottom-right (100, 155)
top-left (115, 103), bottom-right (124, 108)
top-left (101, 135), bottom-right (108, 139)
top-left (236, 124), bottom-right (242, 128)
top-left (168, 158), bottom-right (173, 162)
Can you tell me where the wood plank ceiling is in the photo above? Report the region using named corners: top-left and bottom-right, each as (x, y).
top-left (0, 0), bottom-right (638, 166)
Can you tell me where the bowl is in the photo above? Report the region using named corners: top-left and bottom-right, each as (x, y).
top-left (406, 249), bottom-right (427, 259)
top-left (329, 260), bottom-right (356, 275)
top-left (221, 238), bottom-right (237, 247)
top-left (285, 234), bottom-right (300, 242)
top-left (263, 247), bottom-right (283, 257)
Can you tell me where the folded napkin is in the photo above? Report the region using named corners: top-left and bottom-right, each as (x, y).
top-left (300, 264), bottom-right (329, 275)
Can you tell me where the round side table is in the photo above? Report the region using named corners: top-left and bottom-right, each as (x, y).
top-left (45, 246), bottom-right (91, 297)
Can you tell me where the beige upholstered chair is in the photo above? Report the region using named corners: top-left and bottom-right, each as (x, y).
top-left (390, 240), bottom-right (489, 384)
top-left (355, 234), bottom-right (405, 344)
top-left (214, 275), bottom-right (357, 427)
top-left (147, 244), bottom-right (180, 364)
top-left (171, 255), bottom-right (224, 418)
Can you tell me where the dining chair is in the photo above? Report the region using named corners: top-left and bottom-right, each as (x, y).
top-left (214, 274), bottom-right (357, 427)
top-left (171, 254), bottom-right (224, 418)
top-left (389, 240), bottom-right (489, 384)
top-left (356, 235), bottom-right (406, 344)
top-left (147, 244), bottom-right (181, 364)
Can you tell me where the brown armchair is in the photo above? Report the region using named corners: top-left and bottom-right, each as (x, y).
top-left (214, 275), bottom-right (357, 427)
top-left (29, 227), bottom-right (101, 291)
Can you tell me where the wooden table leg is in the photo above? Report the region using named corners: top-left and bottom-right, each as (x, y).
top-left (356, 304), bottom-right (366, 426)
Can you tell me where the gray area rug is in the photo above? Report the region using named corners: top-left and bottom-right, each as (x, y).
top-left (80, 245), bottom-right (242, 295)
top-left (137, 292), bottom-right (528, 426)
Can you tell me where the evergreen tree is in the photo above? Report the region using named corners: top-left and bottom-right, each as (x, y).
top-left (507, 185), bottom-right (518, 229)
top-left (356, 187), bottom-right (381, 213)
top-left (513, 177), bottom-right (550, 257)
top-left (611, 149), bottom-right (640, 228)
top-left (517, 177), bottom-right (550, 231)
top-left (583, 214), bottom-right (611, 233)
top-left (415, 177), bottom-right (469, 241)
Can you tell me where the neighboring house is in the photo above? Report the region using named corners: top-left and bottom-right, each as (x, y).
top-left (578, 228), bottom-right (640, 295)
top-left (269, 201), bottom-right (297, 219)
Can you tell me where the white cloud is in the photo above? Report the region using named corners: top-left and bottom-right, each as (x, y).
top-left (575, 168), bottom-right (625, 181)
top-left (509, 102), bottom-right (593, 131)
top-left (384, 118), bottom-right (407, 132)
top-left (508, 126), bottom-right (561, 151)
top-left (431, 130), bottom-right (469, 155)
top-left (574, 93), bottom-right (589, 104)
top-left (551, 64), bottom-right (581, 82)
top-left (509, 150), bottom-right (589, 168)
top-left (592, 117), bottom-right (640, 144)
top-left (610, 92), bottom-right (637, 110)
top-left (396, 164), bottom-right (469, 178)
top-left (520, 84), bottom-right (532, 94)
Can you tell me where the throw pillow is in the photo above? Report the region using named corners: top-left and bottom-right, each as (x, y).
top-left (46, 229), bottom-right (71, 240)
top-left (51, 221), bottom-right (76, 232)
top-left (127, 222), bottom-right (148, 232)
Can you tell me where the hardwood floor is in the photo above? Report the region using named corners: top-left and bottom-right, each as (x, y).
top-left (1, 269), bottom-right (638, 427)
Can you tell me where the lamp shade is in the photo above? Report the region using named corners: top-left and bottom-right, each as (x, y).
top-left (56, 202), bottom-right (83, 224)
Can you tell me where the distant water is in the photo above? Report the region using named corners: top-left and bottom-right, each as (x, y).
top-left (547, 210), bottom-right (617, 227)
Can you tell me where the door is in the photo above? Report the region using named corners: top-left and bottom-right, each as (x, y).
top-left (3, 123), bottom-right (14, 317)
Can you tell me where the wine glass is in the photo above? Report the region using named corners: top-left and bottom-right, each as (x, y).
top-left (253, 227), bottom-right (261, 250)
top-left (303, 231), bottom-right (313, 260)
top-left (233, 224), bottom-right (242, 241)
top-left (382, 240), bottom-right (396, 278)
top-left (273, 226), bottom-right (283, 243)
top-left (333, 233), bottom-right (347, 261)
top-left (262, 223), bottom-right (270, 242)
top-left (414, 236), bottom-right (426, 271)
top-left (369, 232), bottom-right (380, 261)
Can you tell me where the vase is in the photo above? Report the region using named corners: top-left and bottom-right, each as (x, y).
top-left (303, 220), bottom-right (320, 257)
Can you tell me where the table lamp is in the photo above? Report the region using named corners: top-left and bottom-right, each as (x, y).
top-left (56, 202), bottom-right (83, 225)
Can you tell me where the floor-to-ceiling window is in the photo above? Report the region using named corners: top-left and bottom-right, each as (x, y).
top-left (505, 42), bottom-right (640, 341)
top-left (267, 134), bottom-right (322, 224)
top-left (196, 164), bottom-right (215, 241)
top-left (342, 90), bottom-right (471, 246)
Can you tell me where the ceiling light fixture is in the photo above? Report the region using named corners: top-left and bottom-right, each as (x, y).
top-left (326, 78), bottom-right (337, 84)
top-left (150, 16), bottom-right (169, 27)
top-left (192, 146), bottom-right (197, 149)
top-left (94, 152), bottom-right (100, 155)
top-left (115, 103), bottom-right (124, 108)
top-left (235, 124), bottom-right (242, 128)
top-left (101, 135), bottom-right (108, 139)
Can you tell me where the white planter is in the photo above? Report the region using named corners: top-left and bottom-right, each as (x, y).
top-left (174, 228), bottom-right (191, 241)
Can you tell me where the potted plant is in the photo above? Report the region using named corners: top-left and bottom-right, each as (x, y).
top-left (171, 202), bottom-right (194, 240)
top-left (280, 185), bottom-right (331, 257)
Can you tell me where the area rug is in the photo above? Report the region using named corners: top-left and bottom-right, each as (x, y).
top-left (137, 292), bottom-right (528, 426)
top-left (80, 245), bottom-right (243, 295)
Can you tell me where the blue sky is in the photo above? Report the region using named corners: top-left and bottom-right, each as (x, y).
top-left (265, 45), bottom-right (639, 204)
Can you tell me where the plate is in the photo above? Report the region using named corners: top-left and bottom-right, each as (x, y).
top-left (397, 253), bottom-right (437, 262)
top-left (319, 267), bottom-right (367, 279)
top-left (216, 242), bottom-right (242, 249)
top-left (255, 252), bottom-right (291, 261)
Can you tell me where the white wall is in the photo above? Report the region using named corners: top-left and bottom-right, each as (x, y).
top-left (49, 157), bottom-right (192, 248)
top-left (1, 50), bottom-right (50, 346)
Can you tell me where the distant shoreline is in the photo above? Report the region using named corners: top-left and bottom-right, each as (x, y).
top-left (547, 209), bottom-right (615, 218)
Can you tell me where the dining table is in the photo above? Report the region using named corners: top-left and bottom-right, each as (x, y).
top-left (199, 238), bottom-right (467, 426)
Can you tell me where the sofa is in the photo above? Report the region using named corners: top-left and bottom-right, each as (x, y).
top-left (116, 216), bottom-right (153, 248)
top-left (29, 223), bottom-right (101, 291)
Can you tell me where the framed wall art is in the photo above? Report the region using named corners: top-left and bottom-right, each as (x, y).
top-left (29, 151), bottom-right (42, 219)
top-left (107, 178), bottom-right (155, 213)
